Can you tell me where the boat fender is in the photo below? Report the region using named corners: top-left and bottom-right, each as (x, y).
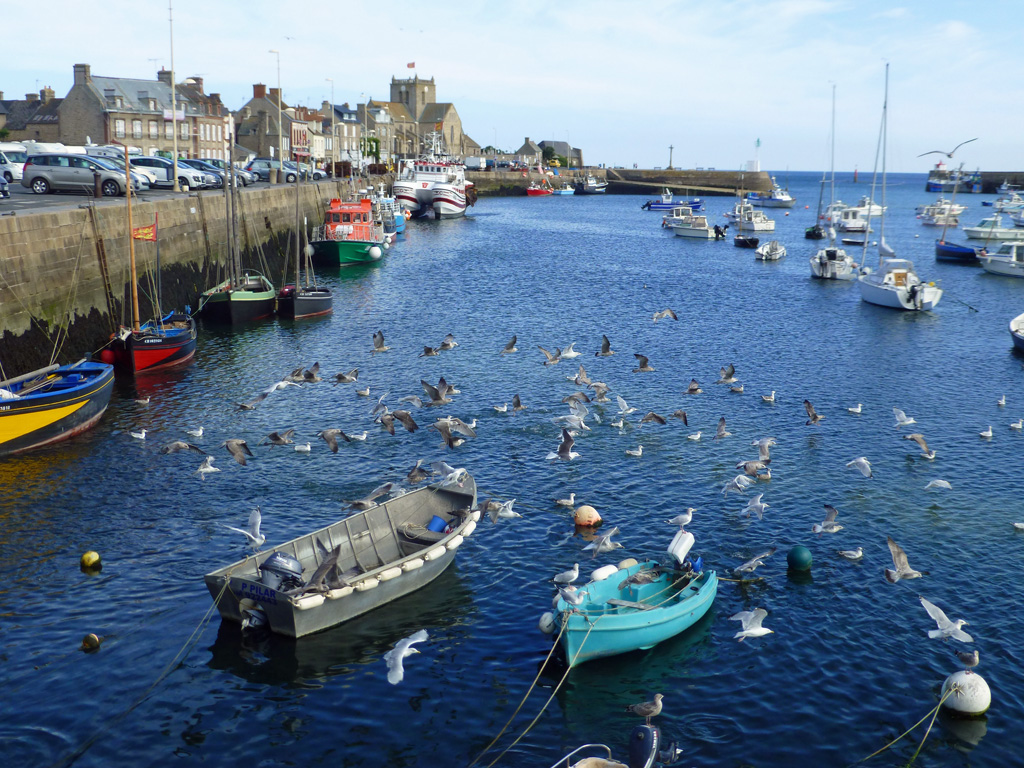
top-left (379, 566), bottom-right (403, 582)
top-left (326, 586), bottom-right (353, 600)
top-left (538, 611), bottom-right (556, 634)
top-left (293, 594), bottom-right (325, 610)
top-left (617, 557), bottom-right (640, 571)
top-left (355, 577), bottom-right (379, 591)
top-left (591, 564), bottom-right (619, 582)
top-left (462, 520), bottom-right (477, 537)
top-left (401, 558), bottom-right (424, 572)
top-left (470, 509), bottom-right (481, 522)
top-left (445, 534), bottom-right (464, 550)
top-left (424, 546), bottom-right (446, 561)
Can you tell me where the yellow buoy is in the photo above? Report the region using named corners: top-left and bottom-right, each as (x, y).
top-left (81, 633), bottom-right (102, 652)
top-left (574, 504), bottom-right (602, 526)
top-left (80, 551), bottom-right (102, 570)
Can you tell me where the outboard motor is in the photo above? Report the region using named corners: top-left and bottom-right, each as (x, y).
top-left (259, 552), bottom-right (304, 591)
top-left (628, 725), bottom-right (660, 768)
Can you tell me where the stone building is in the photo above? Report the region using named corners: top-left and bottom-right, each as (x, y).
top-left (0, 88), bottom-right (62, 142)
top-left (321, 102), bottom-right (362, 166)
top-left (515, 137), bottom-right (543, 166)
top-left (539, 140), bottom-right (583, 168)
top-left (235, 83), bottom-right (317, 163)
top-left (58, 64), bottom-right (230, 158)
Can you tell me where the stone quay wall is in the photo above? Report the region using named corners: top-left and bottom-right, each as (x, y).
top-left (468, 168), bottom-right (771, 197)
top-left (0, 178), bottom-right (370, 372)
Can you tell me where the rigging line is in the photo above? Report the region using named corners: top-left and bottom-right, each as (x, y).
top-left (854, 684), bottom-right (960, 764)
top-left (50, 224), bottom-right (92, 364)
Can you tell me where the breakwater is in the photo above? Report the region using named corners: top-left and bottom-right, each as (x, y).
top-left (0, 179), bottom-right (369, 371)
top-left (468, 168), bottom-right (772, 196)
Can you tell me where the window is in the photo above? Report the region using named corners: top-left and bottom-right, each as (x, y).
top-left (132, 120), bottom-right (143, 139)
top-left (180, 121), bottom-right (188, 139)
top-left (149, 120), bottom-right (158, 139)
top-left (114, 119), bottom-right (126, 138)
top-left (165, 121), bottom-right (173, 140)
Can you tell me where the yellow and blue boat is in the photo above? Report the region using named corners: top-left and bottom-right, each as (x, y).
top-left (555, 560), bottom-right (717, 667)
top-left (0, 360), bottom-right (114, 456)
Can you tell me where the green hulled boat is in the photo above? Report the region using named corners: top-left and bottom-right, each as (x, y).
top-left (310, 197), bottom-right (387, 266)
top-left (198, 272), bottom-right (276, 324)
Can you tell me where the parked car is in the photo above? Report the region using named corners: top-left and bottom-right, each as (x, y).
top-left (102, 155), bottom-right (154, 190)
top-left (130, 156), bottom-right (206, 191)
top-left (0, 175), bottom-right (10, 198)
top-left (20, 153), bottom-right (139, 196)
top-left (0, 142), bottom-right (28, 182)
top-left (245, 158), bottom-right (297, 183)
top-left (175, 159), bottom-right (221, 189)
top-left (203, 158), bottom-right (257, 186)
top-left (295, 162), bottom-right (327, 180)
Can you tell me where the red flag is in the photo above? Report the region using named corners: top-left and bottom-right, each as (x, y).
top-left (132, 224), bottom-right (157, 241)
top-left (407, 62), bottom-right (415, 69)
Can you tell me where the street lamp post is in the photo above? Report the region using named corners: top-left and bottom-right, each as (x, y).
top-left (326, 77), bottom-right (336, 175)
top-left (169, 0), bottom-right (180, 192)
top-left (269, 49), bottom-right (282, 183)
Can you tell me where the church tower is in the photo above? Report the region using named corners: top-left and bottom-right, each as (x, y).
top-left (390, 75), bottom-right (435, 120)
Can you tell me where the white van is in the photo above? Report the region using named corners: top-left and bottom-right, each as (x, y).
top-left (0, 142), bottom-right (28, 182)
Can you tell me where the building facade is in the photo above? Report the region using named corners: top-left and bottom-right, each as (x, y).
top-left (0, 88), bottom-right (62, 142)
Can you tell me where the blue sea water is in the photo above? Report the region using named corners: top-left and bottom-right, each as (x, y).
top-left (2, 171), bottom-right (1023, 767)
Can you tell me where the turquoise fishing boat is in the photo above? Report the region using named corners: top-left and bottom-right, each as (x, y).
top-left (555, 559), bottom-right (717, 667)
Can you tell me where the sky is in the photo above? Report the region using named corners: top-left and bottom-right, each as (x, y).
top-left (4, 0), bottom-right (1020, 173)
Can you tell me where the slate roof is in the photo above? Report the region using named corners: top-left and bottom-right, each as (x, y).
top-left (0, 98), bottom-right (62, 130)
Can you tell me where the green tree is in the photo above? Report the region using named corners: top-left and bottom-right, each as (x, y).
top-left (0, 128), bottom-right (9, 141)
top-left (542, 145), bottom-right (556, 163)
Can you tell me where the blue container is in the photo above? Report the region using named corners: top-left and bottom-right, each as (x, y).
top-left (427, 515), bottom-right (448, 533)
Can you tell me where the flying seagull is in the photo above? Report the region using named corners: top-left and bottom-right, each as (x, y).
top-left (553, 563), bottom-right (580, 585)
top-left (194, 456), bottom-right (220, 479)
top-left (904, 433), bottom-right (935, 459)
top-left (547, 428), bottom-right (580, 460)
top-left (344, 483), bottom-right (394, 510)
top-left (885, 536), bottom-right (923, 583)
top-left (847, 456), bottom-right (873, 478)
top-left (595, 334), bottom-right (616, 356)
top-left (222, 438), bottom-right (254, 466)
top-left (717, 364), bottom-right (737, 384)
top-left (538, 345), bottom-right (562, 366)
top-left (500, 335), bottom-right (518, 354)
top-left (332, 368), bottom-right (359, 384)
top-left (383, 629), bottom-right (428, 685)
top-left (317, 428), bottom-right (351, 453)
top-left (160, 440), bottom-right (206, 455)
top-left (920, 596), bottom-right (973, 643)
top-left (733, 548), bottom-right (776, 575)
top-left (730, 608), bottom-right (774, 641)
top-left (804, 399), bottom-right (824, 425)
top-left (684, 379), bottom-right (702, 395)
top-left (261, 429), bottom-right (296, 447)
top-left (372, 330), bottom-right (390, 354)
top-left (652, 308), bottom-right (678, 323)
top-left (220, 506), bottom-right (265, 551)
top-left (917, 138), bottom-right (977, 159)
top-left (812, 504), bottom-right (843, 534)
top-left (632, 353), bottom-right (655, 373)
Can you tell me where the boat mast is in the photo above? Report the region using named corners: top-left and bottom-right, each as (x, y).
top-left (828, 83), bottom-right (836, 244)
top-left (879, 63), bottom-right (888, 268)
top-left (125, 144), bottom-right (140, 333)
top-left (861, 67), bottom-right (886, 269)
top-left (294, 155), bottom-right (301, 290)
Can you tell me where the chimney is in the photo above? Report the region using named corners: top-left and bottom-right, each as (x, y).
top-left (156, 67), bottom-right (173, 85)
top-left (321, 99), bottom-right (331, 114)
top-left (73, 63), bottom-right (92, 86)
top-left (269, 87), bottom-right (281, 105)
top-left (26, 92), bottom-right (39, 102)
top-left (190, 76), bottom-right (204, 92)
top-left (0, 91), bottom-right (4, 99)
top-left (41, 86), bottom-right (55, 103)
top-left (253, 83), bottom-right (266, 99)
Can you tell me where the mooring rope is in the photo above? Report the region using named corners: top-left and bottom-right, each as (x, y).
top-left (855, 683), bottom-right (960, 764)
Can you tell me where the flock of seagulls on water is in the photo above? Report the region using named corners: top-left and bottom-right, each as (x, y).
top-left (124, 315), bottom-right (1021, 696)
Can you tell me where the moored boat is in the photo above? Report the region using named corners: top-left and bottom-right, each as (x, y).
top-left (642, 189), bottom-right (704, 211)
top-left (925, 160), bottom-right (981, 193)
top-left (1010, 312), bottom-right (1024, 351)
top-left (746, 176), bottom-right (795, 208)
top-left (978, 241), bottom-right (1024, 277)
top-left (198, 272), bottom-right (277, 323)
top-left (935, 239), bottom-right (980, 263)
top-left (554, 559), bottom-right (717, 667)
top-left (574, 174), bottom-right (607, 194)
top-left (669, 213), bottom-right (716, 239)
top-left (551, 184), bottom-right (575, 196)
top-left (277, 172), bottom-right (333, 320)
top-left (724, 200), bottom-right (775, 232)
top-left (734, 234), bottom-right (759, 248)
top-left (109, 311), bottom-right (197, 373)
top-left (963, 214), bottom-right (1024, 241)
top-left (810, 88), bottom-right (858, 281)
top-left (0, 360), bottom-right (114, 456)
top-left (310, 198), bottom-right (387, 266)
top-left (526, 181), bottom-right (553, 197)
top-left (754, 240), bottom-right (786, 261)
top-left (205, 474), bottom-right (479, 638)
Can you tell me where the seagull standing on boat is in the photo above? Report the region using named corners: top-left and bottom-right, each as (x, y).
top-left (220, 507), bottom-right (265, 551)
top-left (384, 629), bottom-right (428, 685)
top-left (553, 563), bottom-right (580, 585)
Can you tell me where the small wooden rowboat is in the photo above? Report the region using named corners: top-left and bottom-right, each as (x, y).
top-left (555, 559), bottom-right (717, 667)
top-left (204, 475), bottom-right (478, 638)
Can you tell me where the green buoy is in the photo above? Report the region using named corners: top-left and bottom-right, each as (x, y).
top-left (787, 545), bottom-right (813, 571)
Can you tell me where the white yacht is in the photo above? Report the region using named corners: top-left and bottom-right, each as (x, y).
top-left (747, 177), bottom-right (796, 208)
top-left (810, 85), bottom-right (858, 281)
top-left (837, 196), bottom-right (884, 232)
top-left (669, 212), bottom-right (716, 239)
top-left (978, 241), bottom-right (1024, 278)
top-left (754, 240), bottom-right (786, 260)
top-left (963, 214), bottom-right (1024, 241)
top-left (724, 200), bottom-right (775, 231)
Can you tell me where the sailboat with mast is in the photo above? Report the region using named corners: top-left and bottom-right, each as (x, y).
top-left (810, 85), bottom-right (857, 280)
top-left (197, 157), bottom-right (276, 323)
top-left (857, 65), bottom-right (943, 311)
top-left (107, 146), bottom-right (197, 373)
top-left (277, 160), bottom-right (332, 319)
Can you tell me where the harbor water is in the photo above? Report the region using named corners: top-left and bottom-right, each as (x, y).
top-left (2, 172), bottom-right (1022, 766)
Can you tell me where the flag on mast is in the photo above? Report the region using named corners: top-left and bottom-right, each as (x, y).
top-left (407, 62), bottom-right (415, 69)
top-left (132, 223), bottom-right (157, 241)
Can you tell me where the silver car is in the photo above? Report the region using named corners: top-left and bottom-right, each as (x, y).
top-left (20, 153), bottom-right (138, 196)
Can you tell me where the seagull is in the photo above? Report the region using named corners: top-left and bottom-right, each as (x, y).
top-left (893, 407), bottom-right (916, 429)
top-left (904, 433), bottom-right (935, 459)
top-left (733, 548), bottom-right (776, 575)
top-left (332, 368), bottom-right (359, 384)
top-left (916, 138), bottom-right (978, 159)
top-left (616, 395), bottom-right (637, 416)
top-left (512, 394), bottom-right (526, 412)
top-left (920, 596), bottom-right (973, 642)
top-left (356, 387), bottom-right (371, 397)
top-left (666, 508), bottom-right (695, 528)
top-left (670, 410), bottom-right (688, 425)
top-left (812, 504), bottom-right (843, 534)
top-left (500, 335), bottom-right (518, 354)
top-left (804, 400), bottom-right (824, 425)
top-left (610, 417), bottom-right (625, 430)
top-left (716, 364), bottom-right (737, 384)
top-left (625, 445), bottom-right (643, 457)
top-left (553, 563), bottom-right (580, 585)
top-left (652, 309), bottom-right (678, 323)
top-left (236, 392), bottom-right (269, 410)
top-left (924, 479), bottom-right (952, 490)
top-left (723, 474), bottom-right (755, 496)
top-left (980, 426), bottom-right (993, 439)
top-left (493, 403), bottom-right (508, 413)
top-left (555, 492), bottom-right (576, 508)
top-left (266, 380), bottom-right (301, 393)
top-left (372, 330), bottom-right (390, 354)
top-left (560, 343), bottom-right (581, 359)
top-left (885, 536), bottom-right (923, 583)
top-left (955, 649), bottom-right (980, 674)
top-left (420, 379), bottom-right (450, 406)
top-left (222, 438), bottom-right (254, 466)
top-left (348, 431), bottom-right (368, 441)
top-left (838, 547), bottom-right (864, 560)
top-left (294, 442), bottom-right (312, 453)
top-left (419, 345), bottom-right (439, 357)
top-left (847, 457), bottom-right (873, 478)
top-left (632, 353), bottom-right (655, 373)
top-left (407, 459), bottom-right (429, 484)
top-left (558, 586), bottom-right (588, 607)
top-left (538, 345), bottom-right (561, 365)
top-left (742, 494), bottom-right (770, 520)
top-left (129, 428), bottom-right (147, 440)
top-left (160, 440), bottom-right (205, 455)
top-left (737, 460), bottom-right (769, 477)
top-left (1011, 419), bottom-right (1023, 430)
top-left (489, 499), bottom-right (521, 523)
top-left (997, 395), bottom-right (1006, 407)
top-left (345, 483), bottom-right (394, 510)
top-left (547, 428), bottom-right (580, 460)
top-left (220, 507), bottom-right (265, 551)
top-left (134, 396), bottom-right (150, 405)
top-left (261, 429), bottom-right (296, 447)
top-left (317, 429), bottom-right (350, 453)
top-left (194, 456), bottom-right (220, 479)
top-left (640, 411), bottom-right (666, 426)
top-left (186, 427), bottom-right (204, 438)
top-left (761, 391), bottom-right (775, 403)
top-left (439, 333), bottom-right (458, 351)
top-left (730, 385), bottom-right (744, 394)
top-left (302, 363), bottom-right (322, 383)
top-left (683, 379), bottom-right (702, 395)
top-left (848, 403), bottom-right (863, 414)
top-left (383, 629), bottom-right (428, 685)
top-left (624, 694), bottom-right (663, 725)
top-left (687, 431), bottom-right (701, 441)
top-left (730, 608), bottom-right (774, 641)
top-left (714, 417), bottom-right (731, 440)
top-left (753, 437), bottom-right (777, 461)
top-left (595, 334), bottom-right (616, 356)
top-left (584, 526), bottom-right (623, 558)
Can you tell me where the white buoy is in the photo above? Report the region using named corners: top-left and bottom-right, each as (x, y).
top-left (941, 671), bottom-right (991, 716)
top-left (538, 611), bottom-right (555, 634)
top-left (369, 245), bottom-right (382, 259)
